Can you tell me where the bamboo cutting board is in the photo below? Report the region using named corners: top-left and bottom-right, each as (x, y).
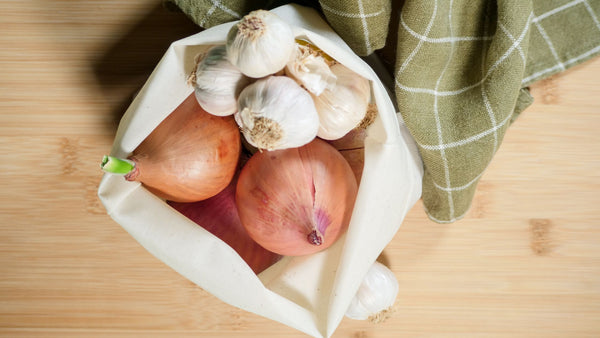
top-left (1, 1), bottom-right (599, 337)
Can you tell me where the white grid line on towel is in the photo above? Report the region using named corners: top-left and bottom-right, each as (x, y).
top-left (419, 111), bottom-right (513, 151)
top-left (532, 0), bottom-right (584, 23)
top-left (533, 19), bottom-right (566, 71)
top-left (499, 23), bottom-right (526, 63)
top-left (320, 2), bottom-right (385, 18)
top-left (397, 1), bottom-right (439, 75)
top-left (213, 0), bottom-right (240, 18)
top-left (199, 4), bottom-right (217, 26)
top-left (400, 14), bottom-right (493, 43)
top-left (482, 15), bottom-right (499, 153)
top-left (396, 14), bottom-right (532, 97)
top-left (357, 0), bottom-right (373, 54)
top-left (198, 0), bottom-right (241, 26)
top-left (432, 0), bottom-right (456, 219)
top-left (522, 2), bottom-right (600, 84)
top-left (522, 44), bottom-right (600, 84)
top-left (583, 0), bottom-right (600, 31)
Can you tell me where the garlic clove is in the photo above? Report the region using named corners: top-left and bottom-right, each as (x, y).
top-left (313, 63), bottom-right (371, 140)
top-left (190, 45), bottom-right (251, 116)
top-left (295, 38), bottom-right (337, 66)
top-left (235, 76), bottom-right (319, 151)
top-left (226, 10), bottom-right (295, 78)
top-left (345, 261), bottom-right (399, 322)
top-left (285, 43), bottom-right (337, 96)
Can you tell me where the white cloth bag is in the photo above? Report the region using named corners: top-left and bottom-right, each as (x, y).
top-left (97, 4), bottom-right (423, 337)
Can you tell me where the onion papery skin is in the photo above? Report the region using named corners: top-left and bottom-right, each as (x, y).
top-left (168, 176), bottom-right (281, 274)
top-left (128, 93), bottom-right (241, 202)
top-left (325, 127), bottom-right (367, 185)
top-left (235, 138), bottom-right (358, 256)
top-left (326, 127), bottom-right (367, 151)
top-left (338, 148), bottom-right (364, 185)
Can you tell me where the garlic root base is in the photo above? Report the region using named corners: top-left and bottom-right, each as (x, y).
top-left (368, 305), bottom-right (397, 324)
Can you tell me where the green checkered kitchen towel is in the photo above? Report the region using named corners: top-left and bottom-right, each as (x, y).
top-left (167, 0), bottom-right (600, 223)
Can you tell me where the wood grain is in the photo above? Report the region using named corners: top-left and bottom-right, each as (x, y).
top-left (1, 1), bottom-right (599, 337)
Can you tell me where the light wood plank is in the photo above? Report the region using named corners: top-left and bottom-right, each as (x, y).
top-left (1, 1), bottom-right (599, 337)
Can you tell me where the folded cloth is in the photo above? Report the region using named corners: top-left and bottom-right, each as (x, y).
top-left (167, 0), bottom-right (600, 223)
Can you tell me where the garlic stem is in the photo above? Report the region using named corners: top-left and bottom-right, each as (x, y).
top-left (295, 39), bottom-right (337, 66)
top-left (100, 155), bottom-right (135, 175)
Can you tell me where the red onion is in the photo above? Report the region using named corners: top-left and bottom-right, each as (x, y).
top-left (168, 174), bottom-right (281, 274)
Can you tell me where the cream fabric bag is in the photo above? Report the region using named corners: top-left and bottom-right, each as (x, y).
top-left (98, 4), bottom-right (423, 337)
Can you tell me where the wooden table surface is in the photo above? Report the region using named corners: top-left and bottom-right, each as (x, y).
top-left (2, 1), bottom-right (599, 337)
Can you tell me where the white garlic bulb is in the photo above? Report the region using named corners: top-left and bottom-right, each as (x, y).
top-left (235, 76), bottom-right (319, 151)
top-left (191, 45), bottom-right (251, 116)
top-left (285, 44), bottom-right (337, 96)
top-left (313, 63), bottom-right (371, 140)
top-left (226, 10), bottom-right (295, 78)
top-left (345, 261), bottom-right (399, 322)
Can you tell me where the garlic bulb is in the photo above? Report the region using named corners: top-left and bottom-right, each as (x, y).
top-left (313, 63), bottom-right (371, 140)
top-left (226, 10), bottom-right (295, 78)
top-left (285, 44), bottom-right (337, 95)
top-left (345, 261), bottom-right (399, 322)
top-left (191, 45), bottom-right (251, 116)
top-left (235, 76), bottom-right (319, 151)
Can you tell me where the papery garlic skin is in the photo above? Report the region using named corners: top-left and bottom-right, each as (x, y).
top-left (235, 76), bottom-right (319, 151)
top-left (285, 44), bottom-right (337, 95)
top-left (226, 10), bottom-right (295, 78)
top-left (313, 63), bottom-right (371, 140)
top-left (192, 45), bottom-right (251, 116)
top-left (345, 261), bottom-right (399, 321)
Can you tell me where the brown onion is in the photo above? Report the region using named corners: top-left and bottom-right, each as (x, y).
top-left (235, 138), bottom-right (358, 256)
top-left (327, 127), bottom-right (367, 151)
top-left (101, 93), bottom-right (241, 202)
top-left (338, 148), bottom-right (364, 185)
top-left (326, 128), bottom-right (367, 185)
top-left (168, 174), bottom-right (281, 274)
